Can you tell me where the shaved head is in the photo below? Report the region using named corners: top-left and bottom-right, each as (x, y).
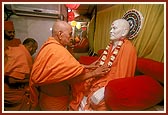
top-left (52, 21), bottom-right (71, 35)
top-left (51, 20), bottom-right (72, 46)
top-left (113, 19), bottom-right (130, 31)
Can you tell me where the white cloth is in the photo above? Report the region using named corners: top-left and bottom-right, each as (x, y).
top-left (78, 87), bottom-right (105, 111)
top-left (79, 96), bottom-right (87, 111)
top-left (90, 87), bottom-right (105, 105)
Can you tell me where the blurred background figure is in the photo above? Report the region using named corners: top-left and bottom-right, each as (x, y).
top-left (4, 20), bottom-right (21, 50)
top-left (4, 38), bottom-right (38, 111)
top-left (73, 31), bottom-right (89, 53)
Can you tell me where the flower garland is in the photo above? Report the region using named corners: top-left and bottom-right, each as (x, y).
top-left (99, 39), bottom-right (124, 67)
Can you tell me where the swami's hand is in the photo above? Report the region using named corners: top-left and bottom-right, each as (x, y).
top-left (83, 60), bottom-right (100, 69)
top-left (92, 64), bottom-right (110, 77)
top-left (83, 64), bottom-right (99, 69)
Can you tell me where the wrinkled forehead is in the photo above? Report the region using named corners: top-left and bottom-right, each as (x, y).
top-left (111, 20), bottom-right (124, 27)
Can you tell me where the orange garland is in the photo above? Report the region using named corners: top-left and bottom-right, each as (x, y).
top-left (99, 39), bottom-right (124, 67)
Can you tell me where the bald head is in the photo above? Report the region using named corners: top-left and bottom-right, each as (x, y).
top-left (52, 21), bottom-right (73, 46)
top-left (110, 19), bottom-right (130, 40)
top-left (52, 21), bottom-right (71, 35)
top-left (113, 19), bottom-right (130, 31)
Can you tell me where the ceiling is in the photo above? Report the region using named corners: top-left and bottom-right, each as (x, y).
top-left (72, 4), bottom-right (115, 21)
top-left (4, 4), bottom-right (115, 21)
top-left (75, 4), bottom-right (115, 15)
top-left (71, 4), bottom-right (95, 21)
top-left (73, 4), bottom-right (95, 16)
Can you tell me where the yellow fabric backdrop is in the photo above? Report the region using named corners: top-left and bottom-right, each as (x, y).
top-left (88, 15), bottom-right (95, 51)
top-left (89, 4), bottom-right (164, 62)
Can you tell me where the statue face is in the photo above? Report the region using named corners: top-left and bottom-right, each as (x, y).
top-left (109, 20), bottom-right (125, 41)
top-left (109, 19), bottom-right (130, 41)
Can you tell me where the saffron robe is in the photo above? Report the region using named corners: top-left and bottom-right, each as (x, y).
top-left (29, 37), bottom-right (84, 110)
top-left (70, 39), bottom-right (137, 111)
top-left (4, 38), bottom-right (21, 50)
top-left (4, 44), bottom-right (33, 111)
top-left (5, 44), bottom-right (33, 79)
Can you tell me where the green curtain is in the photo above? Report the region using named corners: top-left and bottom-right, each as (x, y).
top-left (92, 4), bottom-right (164, 62)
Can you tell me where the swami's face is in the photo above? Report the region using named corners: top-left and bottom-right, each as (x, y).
top-left (61, 26), bottom-right (73, 46)
top-left (4, 30), bottom-right (15, 40)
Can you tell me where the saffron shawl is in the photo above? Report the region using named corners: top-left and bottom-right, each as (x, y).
top-left (70, 39), bottom-right (137, 110)
top-left (30, 37), bottom-right (84, 109)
